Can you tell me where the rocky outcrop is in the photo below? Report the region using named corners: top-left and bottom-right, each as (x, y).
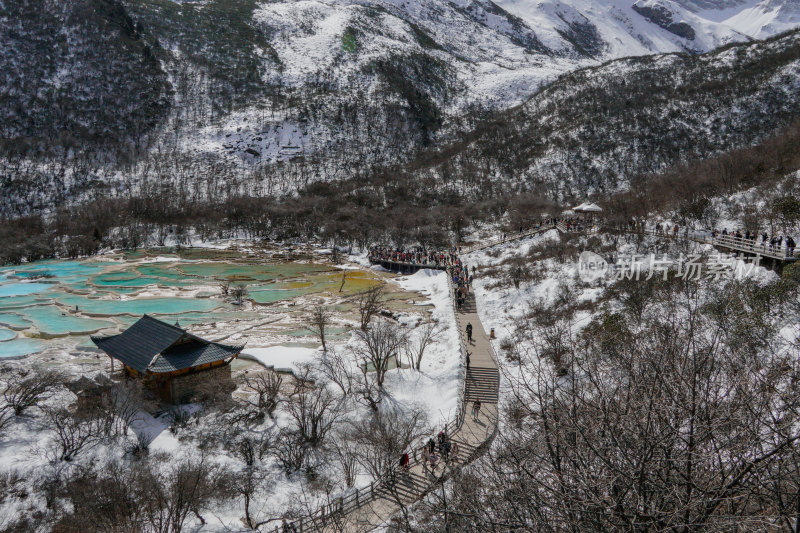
top-left (632, 2), bottom-right (697, 40)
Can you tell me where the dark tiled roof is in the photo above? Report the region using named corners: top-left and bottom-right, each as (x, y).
top-left (150, 340), bottom-right (242, 373)
top-left (91, 315), bottom-right (243, 374)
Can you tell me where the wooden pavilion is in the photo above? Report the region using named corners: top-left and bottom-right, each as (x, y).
top-left (91, 315), bottom-right (244, 404)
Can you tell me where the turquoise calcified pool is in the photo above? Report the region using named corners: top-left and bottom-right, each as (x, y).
top-left (0, 254), bottom-right (384, 359)
top-left (24, 307), bottom-right (115, 337)
top-left (56, 294), bottom-right (226, 316)
top-left (0, 338), bottom-right (45, 358)
top-left (0, 282), bottom-right (54, 298)
top-left (0, 313), bottom-right (32, 329)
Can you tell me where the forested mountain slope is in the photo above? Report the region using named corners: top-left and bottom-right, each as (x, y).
top-left (407, 28), bottom-right (800, 200)
top-left (1, 0), bottom-right (799, 218)
top-left (0, 0), bottom-right (171, 158)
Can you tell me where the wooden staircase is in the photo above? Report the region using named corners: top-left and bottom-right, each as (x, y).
top-left (275, 265), bottom-right (501, 533)
top-left (465, 367), bottom-right (500, 403)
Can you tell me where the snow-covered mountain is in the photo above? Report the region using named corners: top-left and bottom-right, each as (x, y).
top-left (675, 0), bottom-right (800, 38)
top-left (126, 0), bottom-right (800, 167)
top-left (1, 0), bottom-right (800, 215)
top-left (495, 0), bottom-right (800, 58)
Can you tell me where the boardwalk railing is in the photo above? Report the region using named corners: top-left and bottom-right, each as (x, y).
top-left (275, 218), bottom-right (794, 531)
top-left (460, 223), bottom-right (556, 254)
top-left (269, 263), bottom-right (497, 532)
top-left (604, 225), bottom-right (798, 263)
top-left (446, 270), bottom-right (469, 429)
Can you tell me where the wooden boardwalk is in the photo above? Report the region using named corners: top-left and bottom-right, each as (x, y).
top-left (273, 220), bottom-right (792, 532)
top-left (465, 222), bottom-right (799, 264)
top-left (269, 265), bottom-right (500, 532)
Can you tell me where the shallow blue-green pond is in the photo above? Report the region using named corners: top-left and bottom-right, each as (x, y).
top-left (0, 338), bottom-right (45, 358)
top-left (0, 255), bottom-right (361, 358)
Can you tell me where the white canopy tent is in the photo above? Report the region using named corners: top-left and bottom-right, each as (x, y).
top-left (574, 202), bottom-right (603, 213)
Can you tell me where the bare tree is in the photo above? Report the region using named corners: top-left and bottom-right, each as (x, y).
top-left (136, 455), bottom-right (221, 532)
top-left (3, 369), bottom-right (62, 417)
top-left (225, 430), bottom-right (276, 529)
top-left (286, 380), bottom-right (341, 447)
top-left (352, 319), bottom-right (407, 388)
top-left (406, 321), bottom-right (441, 370)
top-left (319, 348), bottom-right (354, 396)
top-left (0, 404), bottom-right (12, 434)
top-left (242, 371), bottom-right (283, 417)
top-left (331, 430), bottom-right (360, 489)
top-left (308, 306), bottom-right (331, 352)
top-left (348, 407), bottom-right (428, 480)
top-left (231, 283), bottom-right (248, 304)
top-left (356, 284), bottom-right (385, 331)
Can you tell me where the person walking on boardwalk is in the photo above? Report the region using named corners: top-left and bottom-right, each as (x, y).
top-left (428, 437), bottom-right (436, 454)
top-left (465, 351), bottom-right (471, 369)
top-left (429, 451), bottom-right (439, 473)
top-left (442, 439), bottom-right (451, 463)
top-left (472, 398), bottom-right (481, 420)
top-left (400, 452), bottom-right (410, 471)
top-left (466, 322), bottom-right (473, 343)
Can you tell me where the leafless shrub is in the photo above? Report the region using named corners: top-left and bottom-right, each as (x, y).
top-left (167, 405), bottom-right (193, 435)
top-left (307, 306), bottom-right (331, 352)
top-left (273, 429), bottom-right (307, 473)
top-left (43, 406), bottom-right (106, 462)
top-left (138, 455), bottom-right (221, 532)
top-left (356, 283), bottom-right (385, 331)
top-left (505, 257), bottom-right (531, 289)
top-left (3, 369), bottom-right (62, 417)
top-left (0, 469), bottom-right (27, 503)
top-left (286, 381), bottom-right (341, 448)
top-left (231, 283), bottom-right (248, 304)
top-left (102, 379), bottom-right (152, 440)
top-left (54, 461), bottom-right (143, 533)
top-left (242, 371), bottom-right (282, 417)
top-left (348, 408), bottom-right (428, 480)
top-left (406, 321), bottom-right (441, 370)
top-left (319, 348), bottom-right (354, 396)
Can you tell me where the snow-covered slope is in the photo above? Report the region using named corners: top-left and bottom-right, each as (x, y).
top-left (2, 0), bottom-right (800, 214)
top-left (496, 0), bottom-right (798, 57)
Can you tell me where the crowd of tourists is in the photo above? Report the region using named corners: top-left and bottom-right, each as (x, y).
top-left (451, 262), bottom-right (473, 310)
top-left (712, 228), bottom-right (797, 256)
top-left (413, 429), bottom-right (460, 476)
top-left (368, 246), bottom-right (461, 268)
top-left (652, 223), bottom-right (798, 256)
